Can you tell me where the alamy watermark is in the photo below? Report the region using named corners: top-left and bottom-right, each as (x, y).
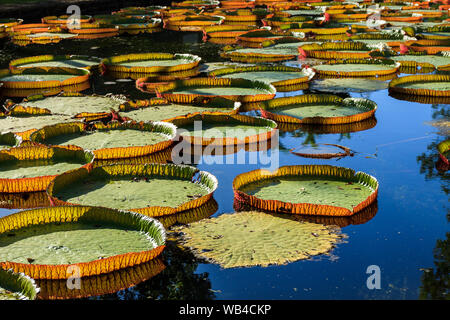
top-left (366, 265), bottom-right (381, 290)
top-left (66, 5), bottom-right (81, 30)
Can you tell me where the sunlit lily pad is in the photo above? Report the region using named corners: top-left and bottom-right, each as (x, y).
top-left (156, 77), bottom-right (276, 103)
top-left (30, 121), bottom-right (176, 160)
top-left (9, 55), bottom-right (101, 71)
top-left (167, 113), bottom-right (277, 145)
top-left (176, 211), bottom-right (345, 268)
top-left (17, 93), bottom-right (126, 117)
top-left (0, 206), bottom-right (166, 279)
top-left (48, 163), bottom-right (218, 217)
top-left (313, 60), bottom-right (400, 77)
top-left (101, 53), bottom-right (201, 74)
top-left (233, 165), bottom-right (378, 216)
top-left (389, 74), bottom-right (450, 97)
top-left (247, 94), bottom-right (377, 124)
top-left (120, 98), bottom-right (240, 122)
top-left (209, 65), bottom-right (313, 89)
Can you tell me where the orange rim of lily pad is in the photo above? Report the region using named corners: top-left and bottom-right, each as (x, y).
top-left (165, 112), bottom-right (277, 146)
top-left (29, 121), bottom-right (177, 160)
top-left (245, 94), bottom-right (377, 125)
top-left (388, 74), bottom-right (450, 97)
top-left (0, 67), bottom-right (90, 89)
top-left (298, 42), bottom-right (374, 60)
top-left (155, 77), bottom-right (276, 103)
top-left (36, 258), bottom-right (165, 300)
top-left (233, 165), bottom-right (379, 216)
top-left (47, 163), bottom-right (218, 217)
top-left (101, 53), bottom-right (201, 74)
top-left (0, 145), bottom-right (94, 193)
top-left (0, 205), bottom-right (166, 280)
top-left (208, 65), bottom-right (312, 88)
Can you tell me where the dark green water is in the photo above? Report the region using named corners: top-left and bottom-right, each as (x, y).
top-left (0, 31), bottom-right (449, 300)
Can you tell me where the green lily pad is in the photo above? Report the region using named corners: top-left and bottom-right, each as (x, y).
top-left (0, 222), bottom-right (156, 265)
top-left (10, 56), bottom-right (101, 70)
top-left (42, 128), bottom-right (169, 150)
top-left (0, 159), bottom-right (87, 179)
top-left (177, 211), bottom-right (344, 268)
top-left (240, 176), bottom-right (373, 211)
top-left (0, 115), bottom-right (75, 134)
top-left (314, 63), bottom-right (397, 73)
top-left (391, 55), bottom-right (450, 68)
top-left (123, 102), bottom-right (237, 122)
top-left (396, 81), bottom-right (450, 91)
top-left (55, 176), bottom-right (209, 209)
top-left (19, 95), bottom-right (126, 117)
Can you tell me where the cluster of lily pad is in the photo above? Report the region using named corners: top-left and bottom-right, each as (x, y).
top-left (1, 0), bottom-right (449, 299)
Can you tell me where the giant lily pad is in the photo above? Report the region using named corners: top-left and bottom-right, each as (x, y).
top-left (209, 65), bottom-right (313, 89)
top-left (9, 55), bottom-right (102, 71)
top-left (30, 121), bottom-right (176, 160)
top-left (119, 97), bottom-right (240, 122)
top-left (0, 206), bottom-right (166, 279)
top-left (0, 67), bottom-right (90, 90)
top-left (233, 165), bottom-right (378, 216)
top-left (246, 94), bottom-right (377, 124)
top-left (167, 113), bottom-right (277, 145)
top-left (101, 53), bottom-right (201, 74)
top-left (156, 77), bottom-right (276, 104)
top-left (176, 211), bottom-right (345, 268)
top-left (299, 42), bottom-right (374, 60)
top-left (391, 54), bottom-right (450, 72)
top-left (389, 74), bottom-right (450, 97)
top-left (0, 269), bottom-right (39, 300)
top-left (0, 145), bottom-right (94, 193)
top-left (47, 163), bottom-right (218, 217)
top-left (17, 93), bottom-right (126, 118)
top-left (312, 60), bottom-right (400, 77)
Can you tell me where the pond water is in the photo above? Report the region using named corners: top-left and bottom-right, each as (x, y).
top-left (0, 31), bottom-right (448, 300)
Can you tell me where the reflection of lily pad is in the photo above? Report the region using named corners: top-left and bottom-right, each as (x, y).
top-left (233, 165), bottom-right (378, 216)
top-left (36, 258), bottom-right (165, 300)
top-left (290, 143), bottom-right (352, 159)
top-left (311, 78), bottom-right (388, 93)
top-left (0, 269), bottom-right (39, 300)
top-left (177, 211), bottom-right (344, 268)
top-left (0, 206), bottom-right (166, 279)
